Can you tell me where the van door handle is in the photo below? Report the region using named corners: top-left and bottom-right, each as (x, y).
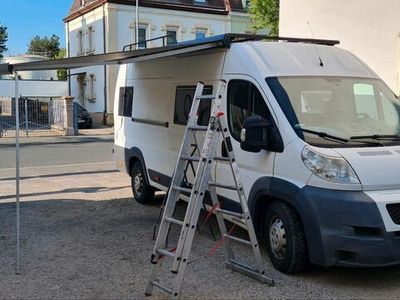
top-left (221, 142), bottom-right (228, 158)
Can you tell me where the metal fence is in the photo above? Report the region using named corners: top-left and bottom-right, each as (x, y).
top-left (0, 97), bottom-right (65, 137)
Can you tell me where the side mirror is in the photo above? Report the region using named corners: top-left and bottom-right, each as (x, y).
top-left (240, 115), bottom-right (273, 153)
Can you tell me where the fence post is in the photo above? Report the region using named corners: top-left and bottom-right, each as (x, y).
top-left (62, 96), bottom-right (75, 136)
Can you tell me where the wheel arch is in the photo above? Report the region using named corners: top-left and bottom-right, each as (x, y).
top-left (248, 177), bottom-right (324, 264)
top-left (126, 147), bottom-right (150, 184)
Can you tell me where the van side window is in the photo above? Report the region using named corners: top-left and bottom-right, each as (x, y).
top-left (118, 86), bottom-right (134, 117)
top-left (228, 80), bottom-right (272, 140)
top-left (174, 85), bottom-right (213, 126)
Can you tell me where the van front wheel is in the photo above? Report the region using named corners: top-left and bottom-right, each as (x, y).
top-left (131, 161), bottom-right (155, 204)
top-left (265, 201), bottom-right (308, 273)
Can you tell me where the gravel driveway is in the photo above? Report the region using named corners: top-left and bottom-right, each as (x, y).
top-left (1, 163), bottom-right (400, 299)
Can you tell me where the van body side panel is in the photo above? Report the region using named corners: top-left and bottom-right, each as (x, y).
top-left (114, 50), bottom-right (227, 187)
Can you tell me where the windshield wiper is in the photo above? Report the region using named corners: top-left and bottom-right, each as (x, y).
top-left (350, 134), bottom-right (400, 141)
top-left (296, 128), bottom-right (349, 143)
top-left (297, 128), bottom-right (384, 146)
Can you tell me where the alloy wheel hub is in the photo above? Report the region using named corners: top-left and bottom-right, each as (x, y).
top-left (269, 217), bottom-right (286, 259)
top-left (134, 173), bottom-right (143, 195)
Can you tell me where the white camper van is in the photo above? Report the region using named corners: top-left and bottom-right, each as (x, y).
top-left (114, 34), bottom-right (400, 274)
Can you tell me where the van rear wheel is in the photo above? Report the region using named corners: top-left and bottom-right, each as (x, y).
top-left (131, 161), bottom-right (155, 204)
top-left (265, 201), bottom-right (308, 273)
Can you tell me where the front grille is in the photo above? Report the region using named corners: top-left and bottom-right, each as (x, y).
top-left (357, 150), bottom-right (393, 157)
top-left (387, 204), bottom-right (400, 225)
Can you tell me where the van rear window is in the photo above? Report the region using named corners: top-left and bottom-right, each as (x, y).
top-left (174, 85), bottom-right (213, 126)
top-left (118, 86), bottom-right (134, 117)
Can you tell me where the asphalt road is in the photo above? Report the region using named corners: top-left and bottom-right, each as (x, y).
top-left (0, 135), bottom-right (114, 169)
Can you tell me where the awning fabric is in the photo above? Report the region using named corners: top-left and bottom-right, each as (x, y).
top-left (0, 34), bottom-right (339, 75)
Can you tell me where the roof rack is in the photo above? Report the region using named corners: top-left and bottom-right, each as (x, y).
top-left (227, 33), bottom-right (340, 46)
top-left (122, 33), bottom-right (340, 51)
top-left (123, 34), bottom-right (176, 51)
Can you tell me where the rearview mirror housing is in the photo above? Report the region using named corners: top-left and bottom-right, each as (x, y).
top-left (240, 115), bottom-right (273, 153)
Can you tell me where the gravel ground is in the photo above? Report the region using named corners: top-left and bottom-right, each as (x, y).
top-left (1, 164), bottom-right (400, 299)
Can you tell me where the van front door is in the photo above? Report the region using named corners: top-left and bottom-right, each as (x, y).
top-left (215, 76), bottom-right (277, 206)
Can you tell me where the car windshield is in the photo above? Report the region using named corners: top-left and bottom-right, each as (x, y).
top-left (266, 76), bottom-right (400, 147)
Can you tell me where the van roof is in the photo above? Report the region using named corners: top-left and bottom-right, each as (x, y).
top-left (0, 34), bottom-right (340, 76)
top-left (224, 41), bottom-right (378, 78)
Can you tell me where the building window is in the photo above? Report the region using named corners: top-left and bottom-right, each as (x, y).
top-left (88, 26), bottom-right (94, 54)
top-left (138, 27), bottom-right (147, 49)
top-left (166, 29), bottom-right (178, 45)
top-left (77, 73), bottom-right (86, 100)
top-left (77, 30), bottom-right (83, 55)
top-left (118, 87), bottom-right (134, 117)
top-left (88, 74), bottom-right (96, 101)
top-left (174, 85), bottom-right (213, 126)
top-left (195, 29), bottom-right (206, 40)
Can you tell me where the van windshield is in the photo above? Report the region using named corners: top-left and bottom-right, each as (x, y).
top-left (266, 76), bottom-right (400, 147)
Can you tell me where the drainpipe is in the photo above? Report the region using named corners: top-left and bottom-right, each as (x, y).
top-left (103, 3), bottom-right (107, 125)
top-left (136, 0), bottom-right (139, 49)
top-left (67, 22), bottom-right (71, 96)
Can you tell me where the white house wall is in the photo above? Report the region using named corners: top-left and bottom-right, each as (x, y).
top-left (0, 80), bottom-right (68, 98)
top-left (112, 4), bottom-right (229, 49)
top-left (279, 0), bottom-right (400, 95)
top-left (67, 6), bottom-right (106, 124)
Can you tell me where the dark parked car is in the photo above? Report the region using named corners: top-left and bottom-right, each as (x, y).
top-left (77, 104), bottom-right (93, 129)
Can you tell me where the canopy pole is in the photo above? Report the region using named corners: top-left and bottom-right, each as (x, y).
top-left (136, 0), bottom-right (139, 50)
top-left (15, 71), bottom-right (21, 275)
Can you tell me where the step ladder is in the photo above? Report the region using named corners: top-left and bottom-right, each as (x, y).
top-left (145, 80), bottom-right (274, 297)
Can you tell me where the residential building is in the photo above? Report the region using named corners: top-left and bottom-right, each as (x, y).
top-left (280, 0), bottom-right (400, 95)
top-left (64, 0), bottom-right (254, 126)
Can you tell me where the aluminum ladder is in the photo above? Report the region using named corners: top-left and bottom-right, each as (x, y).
top-left (145, 80), bottom-right (274, 297)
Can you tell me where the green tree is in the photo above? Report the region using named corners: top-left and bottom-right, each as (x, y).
top-left (0, 25), bottom-right (8, 58)
top-left (55, 48), bottom-right (67, 81)
top-left (27, 34), bottom-right (61, 58)
top-left (248, 0), bottom-right (280, 36)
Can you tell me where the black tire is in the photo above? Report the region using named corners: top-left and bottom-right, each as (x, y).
top-left (130, 161), bottom-right (155, 204)
top-left (265, 201), bottom-right (308, 274)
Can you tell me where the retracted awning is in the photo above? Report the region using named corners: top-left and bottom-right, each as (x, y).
top-left (0, 33), bottom-right (340, 75)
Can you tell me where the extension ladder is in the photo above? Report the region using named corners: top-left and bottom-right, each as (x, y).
top-left (145, 80), bottom-right (274, 297)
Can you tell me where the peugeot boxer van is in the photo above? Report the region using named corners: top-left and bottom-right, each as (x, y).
top-left (114, 34), bottom-right (400, 274)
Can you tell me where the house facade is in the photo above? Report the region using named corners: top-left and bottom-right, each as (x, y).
top-left (64, 0), bottom-right (253, 126)
top-left (280, 0), bottom-right (400, 96)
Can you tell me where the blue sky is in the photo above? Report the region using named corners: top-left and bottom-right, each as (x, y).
top-left (0, 0), bottom-right (72, 55)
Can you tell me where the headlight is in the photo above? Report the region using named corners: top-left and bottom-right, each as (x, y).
top-left (302, 146), bottom-right (360, 184)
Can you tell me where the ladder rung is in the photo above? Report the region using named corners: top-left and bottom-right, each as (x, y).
top-left (180, 155), bottom-right (200, 162)
top-left (150, 280), bottom-right (174, 295)
top-left (157, 248), bottom-right (176, 258)
top-left (224, 234), bottom-right (252, 246)
top-left (216, 208), bottom-right (243, 219)
top-left (196, 95), bottom-right (215, 100)
top-left (209, 182), bottom-right (237, 190)
top-left (173, 185), bottom-right (192, 194)
top-left (214, 156), bottom-right (230, 162)
top-left (188, 125), bottom-right (208, 131)
top-left (225, 260), bottom-right (274, 286)
top-left (165, 217), bottom-right (184, 226)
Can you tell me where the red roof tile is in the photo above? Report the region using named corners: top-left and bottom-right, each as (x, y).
top-left (66, 0), bottom-right (245, 20)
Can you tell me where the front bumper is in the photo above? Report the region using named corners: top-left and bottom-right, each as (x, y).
top-left (296, 186), bottom-right (400, 267)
